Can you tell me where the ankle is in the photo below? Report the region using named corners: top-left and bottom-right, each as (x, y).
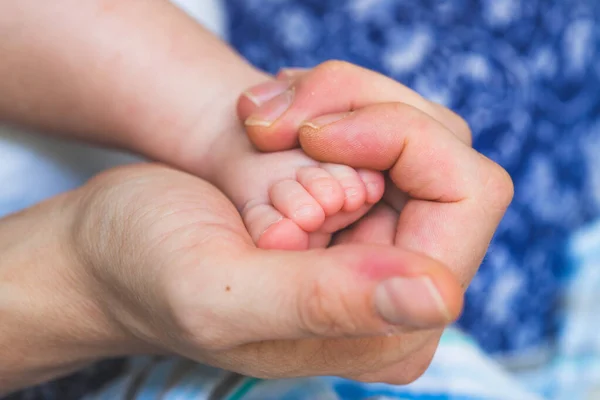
top-left (128, 66), bottom-right (271, 179)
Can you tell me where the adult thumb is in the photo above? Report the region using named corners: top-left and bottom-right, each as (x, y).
top-left (186, 244), bottom-right (464, 349)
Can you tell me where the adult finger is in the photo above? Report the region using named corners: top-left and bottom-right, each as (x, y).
top-left (164, 242), bottom-right (463, 352)
top-left (429, 101), bottom-right (472, 146)
top-left (237, 68), bottom-right (308, 118)
top-left (332, 203), bottom-right (397, 246)
top-left (237, 61), bottom-right (471, 151)
top-left (349, 333), bottom-right (442, 384)
top-left (208, 326), bottom-right (440, 381)
top-left (298, 103), bottom-right (514, 285)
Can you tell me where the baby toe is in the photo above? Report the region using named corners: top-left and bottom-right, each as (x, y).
top-left (258, 218), bottom-right (310, 250)
top-left (321, 164), bottom-right (367, 212)
top-left (243, 202), bottom-right (309, 250)
top-left (296, 167), bottom-right (345, 216)
top-left (269, 179), bottom-right (325, 232)
top-left (356, 169), bottom-right (386, 204)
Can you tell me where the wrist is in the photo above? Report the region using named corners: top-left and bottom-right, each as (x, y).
top-left (0, 191), bottom-right (146, 393)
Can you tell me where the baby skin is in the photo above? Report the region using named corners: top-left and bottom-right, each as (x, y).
top-left (202, 79), bottom-right (385, 250)
top-left (216, 154), bottom-right (384, 250)
top-left (206, 120), bottom-right (385, 250)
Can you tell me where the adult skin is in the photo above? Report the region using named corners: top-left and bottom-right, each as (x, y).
top-left (0, 0), bottom-right (513, 394)
top-left (239, 62), bottom-right (514, 382)
top-left (0, 106), bottom-right (510, 394)
top-left (0, 163), bottom-right (462, 395)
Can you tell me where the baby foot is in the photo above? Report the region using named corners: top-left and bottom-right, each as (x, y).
top-left (212, 147), bottom-right (384, 250)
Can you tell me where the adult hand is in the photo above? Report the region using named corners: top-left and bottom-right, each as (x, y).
top-left (2, 163), bottom-right (463, 394)
top-left (238, 61), bottom-right (514, 381)
top-left (74, 165), bottom-right (465, 379)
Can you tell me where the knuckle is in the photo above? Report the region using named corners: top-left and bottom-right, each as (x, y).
top-left (443, 107), bottom-right (472, 145)
top-left (455, 115), bottom-right (473, 144)
top-left (482, 157), bottom-right (515, 210)
top-left (450, 113), bottom-right (473, 146)
top-left (428, 102), bottom-right (473, 146)
top-left (296, 273), bottom-right (361, 337)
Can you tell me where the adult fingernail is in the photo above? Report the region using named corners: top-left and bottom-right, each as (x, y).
top-left (245, 87), bottom-right (295, 127)
top-left (242, 80), bottom-right (291, 107)
top-left (301, 112), bottom-right (352, 129)
top-left (374, 276), bottom-right (451, 325)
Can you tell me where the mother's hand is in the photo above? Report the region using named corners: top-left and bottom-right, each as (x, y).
top-left (239, 60), bottom-right (513, 287)
top-left (70, 166), bottom-right (464, 380)
top-left (3, 164), bottom-right (463, 394)
top-left (238, 61), bottom-right (514, 381)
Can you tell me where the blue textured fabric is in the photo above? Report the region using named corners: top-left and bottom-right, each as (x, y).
top-left (225, 0), bottom-right (600, 356)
